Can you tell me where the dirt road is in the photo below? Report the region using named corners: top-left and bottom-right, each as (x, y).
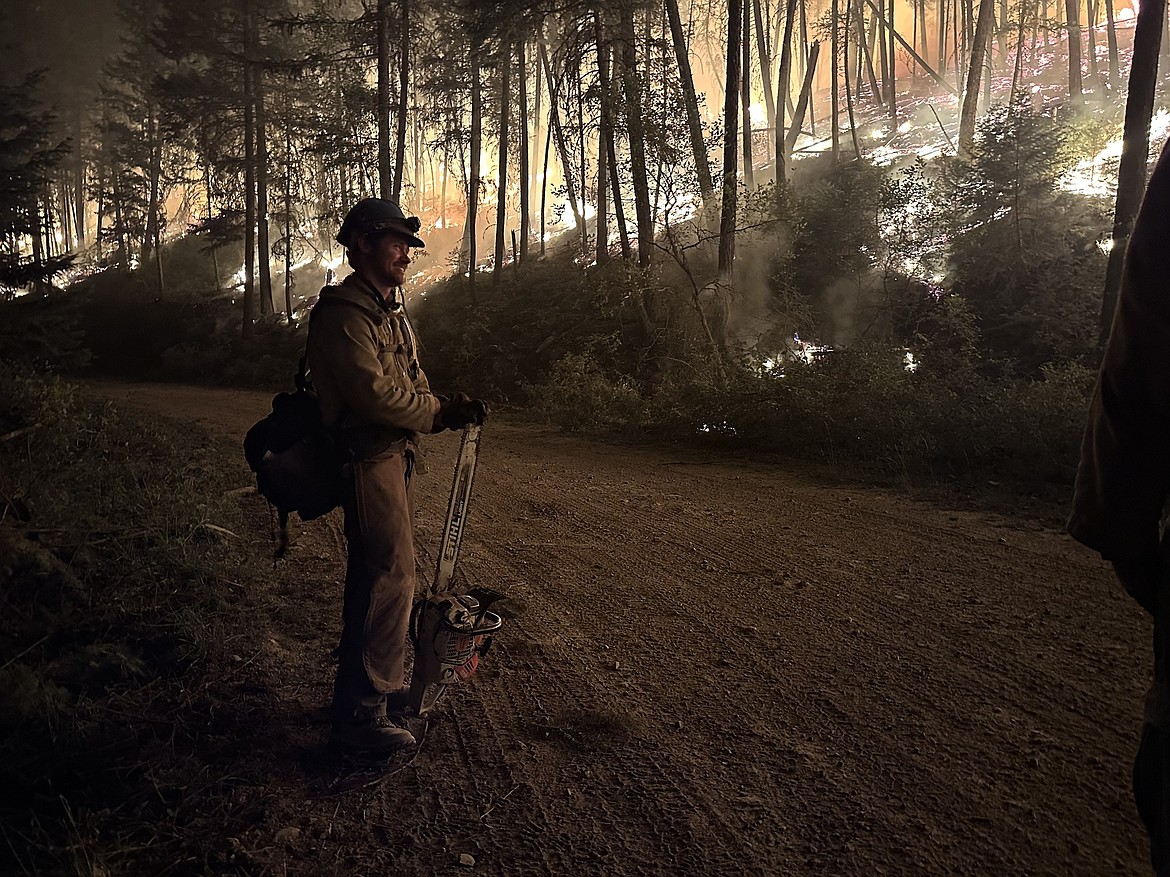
top-left (92, 381), bottom-right (1151, 876)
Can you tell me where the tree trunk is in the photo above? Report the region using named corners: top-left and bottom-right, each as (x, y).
top-left (719, 0), bottom-right (743, 278)
top-left (468, 38), bottom-right (482, 304)
top-left (43, 197), bottom-right (55, 260)
top-left (775, 0), bottom-right (798, 187)
top-left (377, 0), bottom-right (391, 198)
top-left (982, 16), bottom-right (992, 107)
top-left (997, 0), bottom-right (1007, 62)
top-left (608, 123), bottom-right (632, 259)
top-left (888, 0), bottom-right (897, 117)
top-left (619, 5), bottom-right (654, 269)
top-left (595, 12), bottom-right (611, 266)
top-left (863, 0), bottom-right (960, 93)
top-left (1105, 0), bottom-right (1120, 86)
top-left (114, 184), bottom-right (127, 267)
top-left (58, 186), bottom-right (71, 254)
top-left (143, 108), bottom-right (158, 263)
top-left (1099, 0), bottom-right (1165, 343)
top-left (540, 94), bottom-right (552, 258)
top-left (440, 149), bottom-right (448, 231)
top-left (73, 109), bottom-right (85, 249)
top-left (1087, 0), bottom-right (1099, 93)
top-left (30, 196), bottom-right (45, 291)
top-left (540, 42), bottom-right (587, 251)
top-left (803, 0), bottom-right (816, 136)
top-left (532, 39), bottom-right (542, 252)
top-left (938, 0), bottom-right (948, 75)
top-left (1066, 0), bottom-right (1084, 100)
top-left (878, 0), bottom-right (891, 92)
top-left (832, 0), bottom-right (841, 160)
top-left (665, 0), bottom-right (715, 200)
top-left (256, 65), bottom-right (273, 316)
top-left (392, 0), bottom-right (409, 201)
top-left (858, 1), bottom-right (883, 103)
top-left (494, 39), bottom-right (510, 285)
top-left (786, 39), bottom-right (821, 153)
top-left (1010, 0), bottom-right (1029, 101)
top-left (61, 178), bottom-right (73, 251)
top-left (961, 0), bottom-right (972, 67)
top-left (911, 0), bottom-right (919, 79)
top-left (957, 0), bottom-right (996, 156)
top-left (243, 36), bottom-right (256, 338)
top-left (201, 157), bottom-right (217, 292)
top-left (954, 0), bottom-right (964, 85)
top-left (519, 39), bottom-right (531, 264)
top-left (596, 94), bottom-right (610, 265)
top-left (575, 55), bottom-right (590, 254)
top-left (754, 0), bottom-right (776, 143)
top-left (845, 0), bottom-right (863, 158)
top-left (284, 109), bottom-right (293, 324)
top-left (743, 5), bottom-right (755, 183)
top-left (145, 103), bottom-right (165, 295)
top-left (413, 98), bottom-right (422, 206)
top-left (95, 160), bottom-right (105, 263)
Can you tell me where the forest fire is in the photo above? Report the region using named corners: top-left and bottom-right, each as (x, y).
top-left (8, 0), bottom-right (1170, 874)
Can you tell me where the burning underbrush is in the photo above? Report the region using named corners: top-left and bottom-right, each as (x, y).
top-left (8, 87), bottom-right (1119, 503)
top-left (414, 101), bottom-right (1106, 495)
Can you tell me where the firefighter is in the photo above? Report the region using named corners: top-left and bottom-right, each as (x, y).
top-left (1069, 137), bottom-right (1170, 875)
top-left (307, 198), bottom-right (487, 755)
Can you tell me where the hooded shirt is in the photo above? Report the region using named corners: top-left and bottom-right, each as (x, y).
top-left (305, 272), bottom-right (440, 459)
top-left (1068, 138), bottom-right (1170, 561)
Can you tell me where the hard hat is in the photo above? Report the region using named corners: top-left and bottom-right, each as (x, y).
top-left (336, 198), bottom-right (426, 248)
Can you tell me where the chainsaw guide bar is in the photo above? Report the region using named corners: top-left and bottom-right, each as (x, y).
top-left (408, 423), bottom-right (503, 717)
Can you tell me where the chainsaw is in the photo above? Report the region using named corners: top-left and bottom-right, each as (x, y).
top-left (407, 423), bottom-right (504, 716)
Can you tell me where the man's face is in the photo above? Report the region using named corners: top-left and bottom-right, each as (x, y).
top-left (359, 230), bottom-right (414, 289)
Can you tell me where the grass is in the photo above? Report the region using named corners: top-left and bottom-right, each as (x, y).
top-left (0, 367), bottom-right (274, 874)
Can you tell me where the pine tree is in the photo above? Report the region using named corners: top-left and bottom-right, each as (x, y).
top-left (0, 73), bottom-right (74, 295)
top-left (948, 99), bottom-right (1105, 373)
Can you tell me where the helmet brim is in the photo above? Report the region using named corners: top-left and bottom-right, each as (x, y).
top-left (337, 221), bottom-right (426, 249)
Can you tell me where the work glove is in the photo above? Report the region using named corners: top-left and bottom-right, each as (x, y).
top-left (433, 392), bottom-right (489, 432)
top-left (1113, 555), bottom-right (1168, 617)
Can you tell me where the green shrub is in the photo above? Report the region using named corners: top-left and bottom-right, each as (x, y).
top-left (0, 366), bottom-right (253, 873)
top-left (528, 346), bottom-right (1095, 490)
top-left (526, 351), bottom-right (647, 431)
top-left (0, 294), bottom-right (92, 373)
top-left (946, 99), bottom-right (1110, 375)
top-left (412, 253), bottom-right (645, 401)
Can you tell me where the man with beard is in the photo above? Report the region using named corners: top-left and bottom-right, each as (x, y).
top-left (307, 198), bottom-right (488, 755)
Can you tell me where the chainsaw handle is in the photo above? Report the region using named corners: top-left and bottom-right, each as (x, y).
top-left (469, 610), bottom-right (503, 637)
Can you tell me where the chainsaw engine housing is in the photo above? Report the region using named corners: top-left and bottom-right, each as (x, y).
top-left (408, 592), bottom-right (502, 716)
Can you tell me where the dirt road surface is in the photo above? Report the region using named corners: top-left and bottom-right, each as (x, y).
top-left (90, 380), bottom-right (1151, 876)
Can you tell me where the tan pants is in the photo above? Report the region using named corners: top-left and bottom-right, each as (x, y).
top-left (332, 448), bottom-right (416, 722)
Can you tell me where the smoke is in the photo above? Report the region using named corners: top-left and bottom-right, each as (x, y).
top-left (818, 276), bottom-right (860, 347)
top-left (1, 0), bottom-right (122, 104)
top-left (722, 223), bottom-right (793, 355)
top-left (721, 223), bottom-right (868, 354)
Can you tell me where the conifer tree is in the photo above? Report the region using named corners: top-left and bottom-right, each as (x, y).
top-left (0, 73), bottom-right (74, 295)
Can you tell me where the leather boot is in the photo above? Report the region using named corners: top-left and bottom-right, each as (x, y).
top-left (330, 700), bottom-right (415, 755)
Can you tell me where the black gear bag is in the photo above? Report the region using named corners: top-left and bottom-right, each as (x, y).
top-left (243, 358), bottom-right (345, 556)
